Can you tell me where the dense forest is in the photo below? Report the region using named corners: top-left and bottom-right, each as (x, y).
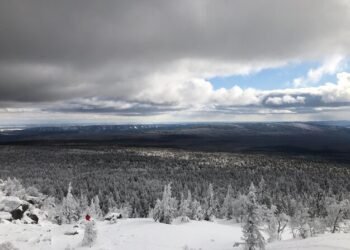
top-left (0, 144), bottom-right (349, 222)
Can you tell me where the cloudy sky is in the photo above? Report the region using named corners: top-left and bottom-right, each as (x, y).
top-left (1, 0), bottom-right (350, 125)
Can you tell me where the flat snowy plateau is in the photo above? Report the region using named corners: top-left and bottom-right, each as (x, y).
top-left (0, 218), bottom-right (350, 250)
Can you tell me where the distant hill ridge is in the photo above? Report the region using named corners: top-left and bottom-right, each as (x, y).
top-left (0, 122), bottom-right (350, 154)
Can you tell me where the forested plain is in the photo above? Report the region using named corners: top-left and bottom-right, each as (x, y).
top-left (0, 144), bottom-right (349, 219)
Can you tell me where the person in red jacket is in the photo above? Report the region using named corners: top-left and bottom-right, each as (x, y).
top-left (85, 214), bottom-right (91, 221)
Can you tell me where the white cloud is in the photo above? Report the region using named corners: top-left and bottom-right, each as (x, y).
top-left (319, 72), bottom-right (350, 102)
top-left (293, 55), bottom-right (344, 87)
top-left (265, 95), bottom-right (306, 106)
top-left (49, 71), bottom-right (350, 113)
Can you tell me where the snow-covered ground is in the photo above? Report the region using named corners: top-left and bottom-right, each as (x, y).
top-left (268, 233), bottom-right (350, 250)
top-left (1, 218), bottom-right (350, 250)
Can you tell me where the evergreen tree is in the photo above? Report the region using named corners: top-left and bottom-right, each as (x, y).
top-left (60, 182), bottom-right (80, 224)
top-left (257, 177), bottom-right (271, 208)
top-left (88, 195), bottom-right (103, 220)
top-left (79, 193), bottom-right (89, 217)
top-left (107, 195), bottom-right (117, 211)
top-left (221, 184), bottom-right (234, 219)
top-left (203, 183), bottom-right (217, 221)
top-left (242, 183), bottom-right (265, 250)
top-left (152, 183), bottom-right (177, 224)
top-left (179, 190), bottom-right (192, 221)
top-left (190, 199), bottom-right (203, 221)
top-left (232, 193), bottom-right (248, 222)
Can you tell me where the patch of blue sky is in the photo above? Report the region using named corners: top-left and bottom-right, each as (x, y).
top-left (208, 60), bottom-right (346, 90)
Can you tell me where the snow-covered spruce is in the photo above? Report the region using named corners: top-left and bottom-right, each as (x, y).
top-left (151, 183), bottom-right (177, 224)
top-left (203, 183), bottom-right (218, 222)
top-left (59, 183), bottom-right (80, 224)
top-left (242, 183), bottom-right (266, 250)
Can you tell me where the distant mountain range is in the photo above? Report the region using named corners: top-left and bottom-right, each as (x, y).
top-left (1, 121), bottom-right (350, 154)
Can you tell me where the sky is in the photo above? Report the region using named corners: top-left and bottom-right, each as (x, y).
top-left (1, 0), bottom-right (350, 125)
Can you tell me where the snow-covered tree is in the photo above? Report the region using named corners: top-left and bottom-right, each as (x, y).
top-left (257, 177), bottom-right (271, 207)
top-left (232, 194), bottom-right (248, 222)
top-left (152, 183), bottom-right (177, 224)
top-left (242, 183), bottom-right (265, 250)
top-left (41, 196), bottom-right (57, 221)
top-left (263, 205), bottom-right (278, 242)
top-left (220, 184), bottom-right (234, 219)
top-left (60, 182), bottom-right (80, 224)
top-left (203, 183), bottom-right (217, 221)
top-left (107, 195), bottom-right (117, 211)
top-left (275, 212), bottom-right (290, 239)
top-left (178, 191), bottom-right (192, 221)
top-left (79, 193), bottom-right (89, 217)
top-left (190, 199), bottom-right (203, 221)
top-left (308, 217), bottom-right (326, 236)
top-left (289, 203), bottom-right (310, 238)
top-left (88, 195), bottom-right (103, 220)
top-left (325, 197), bottom-right (350, 233)
top-left (3, 177), bottom-right (26, 198)
top-left (81, 220), bottom-right (97, 247)
top-left (264, 205), bottom-right (289, 242)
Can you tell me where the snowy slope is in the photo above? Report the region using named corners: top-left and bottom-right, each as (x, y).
top-left (268, 233), bottom-right (350, 250)
top-left (0, 219), bottom-right (243, 250)
top-left (0, 218), bottom-right (350, 250)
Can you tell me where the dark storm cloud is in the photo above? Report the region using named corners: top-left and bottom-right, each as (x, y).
top-left (0, 0), bottom-right (350, 118)
top-left (2, 0), bottom-right (349, 63)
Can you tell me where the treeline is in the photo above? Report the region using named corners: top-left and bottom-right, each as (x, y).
top-left (4, 176), bottom-right (349, 245)
top-left (50, 180), bottom-right (350, 242)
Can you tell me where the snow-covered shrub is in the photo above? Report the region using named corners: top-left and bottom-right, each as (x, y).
top-left (41, 196), bottom-right (57, 221)
top-left (1, 178), bottom-right (26, 199)
top-left (104, 212), bottom-right (122, 224)
top-left (81, 220), bottom-right (97, 247)
top-left (108, 203), bottom-right (132, 219)
top-left (64, 244), bottom-right (75, 250)
top-left (0, 241), bottom-right (19, 250)
top-left (25, 186), bottom-right (41, 197)
top-left (180, 216), bottom-right (190, 223)
top-left (299, 223), bottom-right (311, 239)
top-left (290, 203), bottom-right (308, 238)
top-left (309, 217), bottom-right (326, 236)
